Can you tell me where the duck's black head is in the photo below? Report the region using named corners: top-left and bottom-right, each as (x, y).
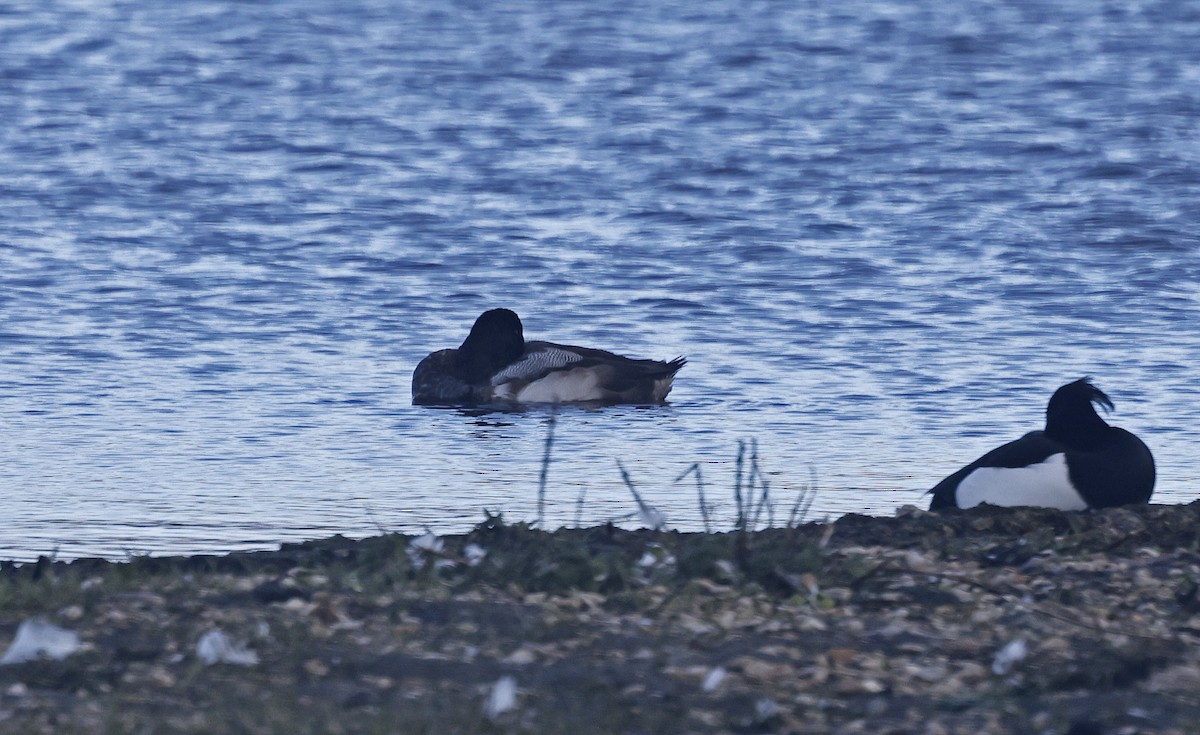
top-left (458, 308), bottom-right (525, 382)
top-left (1045, 377), bottom-right (1114, 446)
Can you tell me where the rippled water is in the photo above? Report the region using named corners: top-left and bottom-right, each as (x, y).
top-left (2, 0), bottom-right (1199, 560)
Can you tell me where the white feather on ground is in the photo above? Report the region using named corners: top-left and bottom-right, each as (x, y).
top-left (196, 629), bottom-right (258, 666)
top-left (484, 675), bottom-right (518, 719)
top-left (0, 619), bottom-right (81, 665)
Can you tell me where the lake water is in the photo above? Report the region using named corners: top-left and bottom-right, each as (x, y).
top-left (2, 0), bottom-right (1198, 561)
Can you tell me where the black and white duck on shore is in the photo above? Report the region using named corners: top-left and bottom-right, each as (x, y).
top-left (928, 378), bottom-right (1155, 511)
top-left (412, 308), bottom-right (686, 406)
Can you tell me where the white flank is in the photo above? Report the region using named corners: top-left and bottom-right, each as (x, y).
top-left (509, 367), bottom-right (603, 403)
top-left (956, 453), bottom-right (1087, 510)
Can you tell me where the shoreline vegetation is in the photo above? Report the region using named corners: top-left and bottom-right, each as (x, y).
top-left (2, 501), bottom-right (1199, 734)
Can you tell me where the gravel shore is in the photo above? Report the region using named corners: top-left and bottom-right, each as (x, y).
top-left (2, 502), bottom-right (1199, 734)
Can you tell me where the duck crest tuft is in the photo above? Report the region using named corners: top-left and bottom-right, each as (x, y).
top-left (1045, 377), bottom-right (1113, 445)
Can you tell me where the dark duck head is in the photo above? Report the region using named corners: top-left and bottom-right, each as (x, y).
top-left (1044, 377), bottom-right (1114, 448)
top-left (457, 308), bottom-right (526, 383)
top-left (411, 308), bottom-right (526, 405)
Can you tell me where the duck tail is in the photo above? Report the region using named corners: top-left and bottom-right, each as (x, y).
top-left (663, 356), bottom-right (687, 375)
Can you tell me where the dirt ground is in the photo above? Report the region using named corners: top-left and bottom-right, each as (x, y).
top-left (2, 501), bottom-right (1199, 734)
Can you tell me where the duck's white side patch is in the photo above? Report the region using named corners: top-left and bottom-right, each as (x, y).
top-left (956, 453), bottom-right (1087, 510)
top-left (507, 367), bottom-right (604, 403)
top-left (490, 347), bottom-right (582, 384)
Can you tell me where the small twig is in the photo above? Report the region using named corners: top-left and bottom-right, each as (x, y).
top-left (748, 440), bottom-right (761, 529)
top-left (616, 459), bottom-right (664, 530)
top-left (733, 440), bottom-right (746, 532)
top-left (847, 557), bottom-right (902, 590)
top-left (675, 463), bottom-right (712, 534)
top-left (762, 473), bottom-right (775, 528)
top-left (536, 408), bottom-right (557, 527)
top-left (749, 441), bottom-right (773, 530)
top-left (751, 473), bottom-right (771, 531)
top-left (788, 465), bottom-right (819, 528)
top-left (362, 502), bottom-right (389, 535)
top-left (573, 488), bottom-right (587, 528)
top-left (787, 500), bottom-right (801, 529)
top-left (800, 465), bottom-right (818, 524)
top-left (607, 511), bottom-right (639, 524)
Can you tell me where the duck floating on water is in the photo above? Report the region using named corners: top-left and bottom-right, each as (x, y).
top-left (928, 378), bottom-right (1155, 511)
top-left (412, 308), bottom-right (686, 406)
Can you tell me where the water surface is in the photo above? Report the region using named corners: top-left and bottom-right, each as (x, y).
top-left (2, 0), bottom-right (1199, 560)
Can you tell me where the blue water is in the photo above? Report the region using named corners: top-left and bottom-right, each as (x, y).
top-left (2, 0), bottom-right (1199, 561)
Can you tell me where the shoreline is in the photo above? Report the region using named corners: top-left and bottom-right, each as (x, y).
top-left (2, 502), bottom-right (1199, 733)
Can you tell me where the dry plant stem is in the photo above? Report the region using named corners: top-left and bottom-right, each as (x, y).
top-left (573, 488), bottom-right (586, 528)
top-left (749, 446), bottom-right (772, 530)
top-left (748, 439), bottom-right (762, 529)
top-left (800, 465), bottom-right (818, 523)
top-left (537, 408), bottom-right (557, 527)
top-left (361, 503), bottom-right (389, 535)
top-left (788, 466), bottom-right (819, 528)
top-left (733, 440), bottom-right (746, 532)
top-left (615, 459), bottom-right (654, 526)
top-left (675, 463), bottom-right (712, 534)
